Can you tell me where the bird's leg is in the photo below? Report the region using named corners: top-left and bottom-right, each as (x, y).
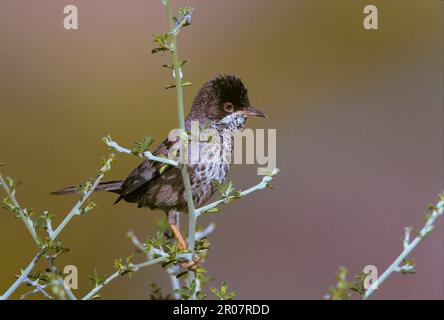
top-left (167, 209), bottom-right (200, 270)
top-left (167, 209), bottom-right (188, 251)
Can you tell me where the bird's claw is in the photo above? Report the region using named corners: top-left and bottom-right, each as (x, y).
top-left (180, 254), bottom-right (200, 270)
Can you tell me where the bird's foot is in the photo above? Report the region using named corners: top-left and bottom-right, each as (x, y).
top-left (179, 254), bottom-right (200, 270)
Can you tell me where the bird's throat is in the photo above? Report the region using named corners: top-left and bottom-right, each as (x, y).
top-left (214, 113), bottom-right (247, 131)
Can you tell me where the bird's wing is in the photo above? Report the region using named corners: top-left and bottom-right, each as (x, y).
top-left (115, 138), bottom-right (177, 203)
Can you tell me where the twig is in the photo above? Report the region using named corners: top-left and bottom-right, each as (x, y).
top-left (128, 230), bottom-right (182, 299)
top-left (83, 230), bottom-right (192, 300)
top-left (196, 170), bottom-right (279, 216)
top-left (56, 277), bottom-right (78, 300)
top-left (127, 230), bottom-right (147, 252)
top-left (103, 135), bottom-right (178, 166)
top-left (21, 279), bottom-right (52, 300)
top-left (0, 173), bottom-right (40, 245)
top-left (163, 0), bottom-right (198, 292)
top-left (44, 211), bottom-right (54, 237)
top-left (195, 223), bottom-right (216, 240)
top-left (364, 195), bottom-right (444, 299)
top-left (0, 251), bottom-right (44, 300)
top-left (0, 155), bottom-right (115, 300)
top-left (167, 266), bottom-right (181, 300)
top-left (81, 256), bottom-right (167, 300)
top-left (50, 154), bottom-right (115, 239)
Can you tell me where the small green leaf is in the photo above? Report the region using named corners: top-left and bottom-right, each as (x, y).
top-left (165, 82), bottom-right (192, 90)
top-left (178, 6), bottom-right (193, 16)
top-left (113, 255), bottom-right (136, 277)
top-left (210, 281), bottom-right (237, 300)
top-left (88, 269), bottom-right (106, 286)
top-left (324, 267), bottom-right (352, 300)
top-left (152, 47), bottom-right (167, 54)
top-left (161, 64), bottom-right (174, 70)
top-left (195, 267), bottom-right (207, 274)
top-left (80, 201), bottom-right (96, 215)
top-left (159, 164), bottom-right (170, 174)
top-left (400, 258), bottom-right (416, 275)
top-left (99, 154), bottom-right (115, 173)
top-left (149, 282), bottom-right (171, 300)
top-left (182, 81), bottom-right (192, 87)
top-left (132, 134), bottom-right (154, 156)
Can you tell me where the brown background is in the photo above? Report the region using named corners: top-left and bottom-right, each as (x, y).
top-left (0, 0), bottom-right (442, 299)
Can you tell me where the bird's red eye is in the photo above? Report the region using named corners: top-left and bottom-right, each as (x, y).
top-left (224, 102), bottom-right (234, 113)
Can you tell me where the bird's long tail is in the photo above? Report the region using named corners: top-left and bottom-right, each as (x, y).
top-left (51, 180), bottom-right (123, 195)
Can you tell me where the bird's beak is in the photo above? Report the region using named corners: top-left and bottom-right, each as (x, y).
top-left (243, 106), bottom-right (267, 118)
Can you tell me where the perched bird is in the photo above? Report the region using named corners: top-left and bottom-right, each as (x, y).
top-left (53, 74), bottom-right (266, 255)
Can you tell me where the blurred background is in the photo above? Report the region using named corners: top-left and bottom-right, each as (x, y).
top-left (0, 0), bottom-right (442, 299)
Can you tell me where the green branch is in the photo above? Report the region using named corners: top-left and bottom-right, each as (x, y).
top-left (0, 154), bottom-right (115, 300)
top-left (163, 0), bottom-right (197, 286)
top-left (0, 251), bottom-right (44, 300)
top-left (0, 173), bottom-right (40, 245)
top-left (51, 154), bottom-right (115, 240)
top-left (197, 169), bottom-right (279, 216)
top-left (326, 193), bottom-right (444, 300)
top-left (82, 256), bottom-right (167, 300)
top-left (363, 193), bottom-right (444, 299)
top-left (103, 135), bottom-right (178, 167)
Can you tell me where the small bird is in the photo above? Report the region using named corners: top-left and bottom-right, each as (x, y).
top-left (53, 74), bottom-right (266, 257)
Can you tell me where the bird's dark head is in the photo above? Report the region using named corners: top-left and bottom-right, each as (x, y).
top-left (189, 75), bottom-right (266, 129)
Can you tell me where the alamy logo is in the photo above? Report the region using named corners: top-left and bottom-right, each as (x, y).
top-left (166, 121), bottom-right (277, 175)
top-left (363, 5), bottom-right (379, 30)
top-left (63, 5), bottom-right (79, 30)
top-left (63, 265), bottom-right (78, 290)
